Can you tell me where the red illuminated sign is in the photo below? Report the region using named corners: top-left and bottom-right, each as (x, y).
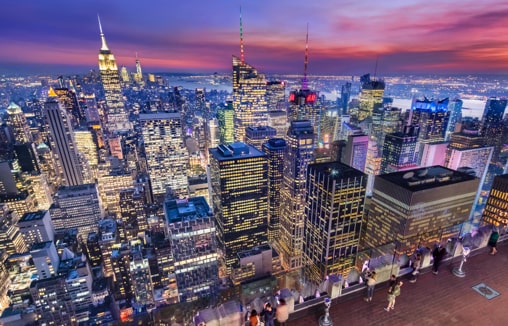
top-left (306, 93), bottom-right (317, 103)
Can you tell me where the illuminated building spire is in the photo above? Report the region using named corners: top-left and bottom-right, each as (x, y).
top-left (240, 6), bottom-right (244, 64)
top-left (302, 23), bottom-right (309, 90)
top-left (97, 14), bottom-right (109, 51)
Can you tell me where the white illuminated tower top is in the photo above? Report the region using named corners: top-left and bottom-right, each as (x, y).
top-left (97, 15), bottom-right (131, 134)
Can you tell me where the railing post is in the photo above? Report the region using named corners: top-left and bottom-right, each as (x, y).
top-left (318, 298), bottom-right (333, 326)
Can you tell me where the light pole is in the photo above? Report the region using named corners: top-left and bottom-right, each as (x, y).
top-left (453, 246), bottom-right (471, 277)
top-left (318, 298), bottom-right (333, 326)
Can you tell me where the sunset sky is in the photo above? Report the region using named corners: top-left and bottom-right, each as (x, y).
top-left (1, 0), bottom-right (508, 75)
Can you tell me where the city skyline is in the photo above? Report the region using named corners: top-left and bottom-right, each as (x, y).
top-left (1, 0), bottom-right (508, 75)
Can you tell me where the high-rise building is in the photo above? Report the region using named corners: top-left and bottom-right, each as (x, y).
top-left (30, 275), bottom-right (76, 326)
top-left (30, 241), bottom-right (60, 280)
top-left (134, 52), bottom-right (144, 85)
top-left (74, 129), bottom-right (99, 169)
top-left (232, 12), bottom-right (268, 142)
top-left (111, 242), bottom-right (132, 301)
top-left (288, 89), bottom-right (320, 130)
top-left (6, 102), bottom-right (32, 143)
top-left (342, 133), bottom-right (369, 172)
top-left (381, 125), bottom-right (420, 174)
top-left (357, 74), bottom-right (385, 122)
top-left (0, 161), bottom-right (17, 194)
top-left (481, 174), bottom-right (508, 226)
top-left (303, 162), bottom-right (367, 284)
top-left (0, 190), bottom-right (37, 220)
top-left (278, 121), bottom-right (314, 270)
top-left (209, 142), bottom-right (268, 274)
top-left (97, 16), bottom-right (131, 133)
top-left (447, 146), bottom-right (494, 223)
top-left (340, 82), bottom-right (352, 115)
top-left (119, 187), bottom-right (147, 240)
top-left (17, 210), bottom-right (54, 247)
top-left (207, 117), bottom-right (220, 153)
top-left (362, 166), bottom-right (479, 253)
top-left (445, 99), bottom-right (463, 141)
top-left (165, 197), bottom-right (218, 302)
top-left (139, 112), bottom-right (189, 201)
top-left (44, 90), bottom-right (84, 186)
top-left (54, 87), bottom-right (85, 128)
top-left (232, 56), bottom-right (268, 142)
top-left (130, 244), bottom-right (154, 306)
top-left (120, 65), bottom-right (130, 83)
top-left (267, 111), bottom-right (288, 138)
top-left (445, 129), bottom-right (484, 167)
top-left (50, 183), bottom-right (103, 240)
top-left (0, 204), bottom-right (27, 255)
top-left (420, 141), bottom-right (448, 167)
top-left (97, 171), bottom-right (133, 215)
top-left (406, 97), bottom-right (450, 143)
top-left (244, 126), bottom-right (277, 150)
top-left (63, 260), bottom-right (93, 321)
top-left (266, 81), bottom-right (286, 112)
top-left (217, 102), bottom-right (235, 144)
top-left (262, 138), bottom-right (286, 243)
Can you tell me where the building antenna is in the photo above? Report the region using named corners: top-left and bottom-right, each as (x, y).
top-left (374, 55), bottom-right (379, 78)
top-left (97, 14), bottom-right (109, 51)
top-left (240, 6), bottom-right (245, 64)
top-left (302, 23), bottom-right (309, 90)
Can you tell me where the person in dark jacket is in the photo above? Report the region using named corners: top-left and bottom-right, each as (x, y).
top-left (261, 302), bottom-right (275, 326)
top-left (488, 226), bottom-right (500, 255)
top-left (432, 245), bottom-right (447, 275)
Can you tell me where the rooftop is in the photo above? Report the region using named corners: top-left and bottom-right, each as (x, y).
top-left (165, 197), bottom-right (210, 223)
top-left (19, 210), bottom-right (47, 222)
top-left (210, 142), bottom-right (265, 161)
top-left (379, 165), bottom-right (478, 191)
top-left (290, 240), bottom-right (508, 325)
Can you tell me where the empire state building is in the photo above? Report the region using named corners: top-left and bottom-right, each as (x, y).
top-left (97, 16), bottom-right (131, 134)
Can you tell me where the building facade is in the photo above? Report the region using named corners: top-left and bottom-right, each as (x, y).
top-left (209, 142), bottom-right (268, 274)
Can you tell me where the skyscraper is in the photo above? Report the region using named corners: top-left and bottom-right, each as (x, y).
top-left (209, 142), bottom-right (268, 274)
top-left (357, 74), bottom-right (385, 122)
top-left (406, 97), bottom-right (450, 143)
top-left (342, 133), bottom-right (369, 172)
top-left (164, 197), bottom-right (218, 302)
top-left (217, 102), bottom-right (235, 144)
top-left (6, 102), bottom-right (31, 143)
top-left (139, 112), bottom-right (189, 201)
top-left (381, 125), bottom-right (420, 174)
top-left (303, 162), bottom-right (367, 284)
top-left (232, 56), bottom-right (268, 142)
top-left (278, 121), bottom-right (314, 270)
top-left (481, 174), bottom-right (508, 226)
top-left (262, 138), bottom-right (287, 243)
top-left (232, 12), bottom-right (268, 141)
top-left (50, 183), bottom-right (103, 239)
top-left (244, 126), bottom-right (277, 149)
top-left (266, 81), bottom-right (286, 112)
top-left (340, 82), bottom-right (352, 115)
top-left (97, 16), bottom-right (130, 133)
top-left (134, 52), bottom-right (144, 85)
top-left (362, 166), bottom-right (479, 253)
top-left (445, 99), bottom-right (463, 141)
top-left (287, 29), bottom-right (321, 136)
top-left (43, 90), bottom-right (84, 186)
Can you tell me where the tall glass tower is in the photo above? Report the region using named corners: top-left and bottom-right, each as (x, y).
top-left (43, 90), bottom-right (83, 187)
top-left (209, 142), bottom-right (268, 275)
top-left (139, 112), bottom-right (189, 201)
top-left (278, 121), bottom-right (314, 271)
